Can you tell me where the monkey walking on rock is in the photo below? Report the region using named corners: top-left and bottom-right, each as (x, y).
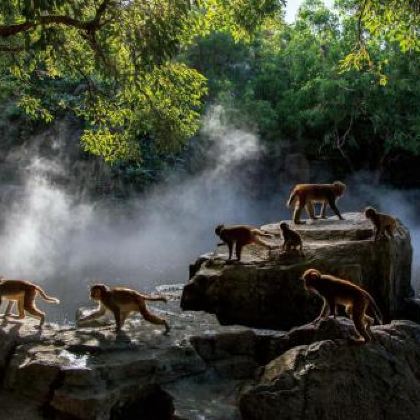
top-left (287, 181), bottom-right (346, 224)
top-left (302, 268), bottom-right (383, 343)
top-left (215, 224), bottom-right (276, 261)
top-left (78, 284), bottom-right (170, 334)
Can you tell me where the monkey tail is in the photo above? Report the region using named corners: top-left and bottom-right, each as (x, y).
top-left (366, 292), bottom-right (383, 325)
top-left (35, 286), bottom-right (60, 304)
top-left (138, 293), bottom-right (167, 303)
top-left (254, 229), bottom-right (274, 238)
top-left (287, 190), bottom-right (297, 208)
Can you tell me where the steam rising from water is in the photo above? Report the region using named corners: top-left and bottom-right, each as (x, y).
top-left (0, 106), bottom-right (273, 322)
top-left (0, 106), bottom-right (418, 323)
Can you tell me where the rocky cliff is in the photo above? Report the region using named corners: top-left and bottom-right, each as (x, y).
top-left (181, 212), bottom-right (414, 329)
top-left (1, 303), bottom-right (420, 419)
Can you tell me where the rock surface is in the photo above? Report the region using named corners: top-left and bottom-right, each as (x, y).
top-left (239, 320), bottom-right (420, 420)
top-left (0, 290), bottom-right (252, 420)
top-left (1, 294), bottom-right (420, 420)
top-left (181, 212), bottom-right (413, 329)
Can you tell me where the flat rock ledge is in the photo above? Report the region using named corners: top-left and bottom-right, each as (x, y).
top-left (181, 212), bottom-right (415, 329)
top-left (1, 301), bottom-right (420, 420)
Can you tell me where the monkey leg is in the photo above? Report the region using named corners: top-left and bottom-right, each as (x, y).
top-left (235, 242), bottom-right (244, 261)
top-left (328, 301), bottom-right (337, 319)
top-left (293, 205), bottom-right (306, 224)
top-left (111, 307), bottom-right (122, 332)
top-left (138, 301), bottom-right (170, 334)
top-left (315, 300), bottom-right (330, 322)
top-left (352, 301), bottom-right (371, 343)
top-left (25, 304), bottom-right (45, 327)
top-left (4, 300), bottom-right (15, 316)
top-left (320, 202), bottom-right (327, 219)
top-left (227, 242), bottom-right (233, 260)
top-left (305, 203), bottom-right (318, 220)
top-left (120, 311), bottom-right (130, 328)
top-left (328, 198), bottom-right (344, 220)
top-left (17, 297), bottom-right (26, 320)
top-left (299, 243), bottom-right (304, 256)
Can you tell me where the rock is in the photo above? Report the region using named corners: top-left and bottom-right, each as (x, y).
top-left (239, 320), bottom-right (420, 420)
top-left (181, 212), bottom-right (413, 329)
top-left (110, 384), bottom-right (175, 420)
top-left (0, 301), bottom-right (252, 420)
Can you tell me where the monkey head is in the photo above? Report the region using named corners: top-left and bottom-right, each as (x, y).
top-left (215, 224), bottom-right (224, 236)
top-left (279, 222), bottom-right (289, 231)
top-left (90, 284), bottom-right (108, 300)
top-left (301, 268), bottom-right (321, 290)
top-left (333, 181), bottom-right (346, 196)
top-left (364, 207), bottom-right (377, 219)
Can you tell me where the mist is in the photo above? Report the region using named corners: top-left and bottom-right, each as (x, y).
top-left (0, 106), bottom-right (282, 322)
top-left (0, 106), bottom-right (418, 323)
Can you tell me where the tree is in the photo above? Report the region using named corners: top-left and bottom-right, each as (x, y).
top-left (339, 0), bottom-right (419, 81)
top-left (0, 0), bottom-right (282, 163)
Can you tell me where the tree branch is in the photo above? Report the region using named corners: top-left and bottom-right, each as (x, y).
top-left (0, 0), bottom-right (112, 38)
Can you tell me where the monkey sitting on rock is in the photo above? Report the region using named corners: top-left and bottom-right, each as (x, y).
top-left (302, 268), bottom-right (382, 343)
top-left (78, 284), bottom-right (170, 334)
top-left (215, 224), bottom-right (275, 262)
top-left (279, 222), bottom-right (304, 256)
top-left (364, 207), bottom-right (400, 241)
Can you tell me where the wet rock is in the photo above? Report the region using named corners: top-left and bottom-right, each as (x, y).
top-left (239, 320), bottom-right (420, 420)
top-left (181, 212), bottom-right (413, 329)
top-left (0, 303), bottom-right (250, 419)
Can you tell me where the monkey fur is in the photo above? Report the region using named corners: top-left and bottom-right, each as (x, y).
top-left (215, 224), bottom-right (274, 261)
top-left (0, 279), bottom-right (59, 327)
top-left (287, 181), bottom-right (346, 224)
top-left (279, 222), bottom-right (304, 255)
top-left (364, 207), bottom-right (399, 241)
top-left (79, 284), bottom-right (170, 334)
top-left (302, 268), bottom-right (382, 343)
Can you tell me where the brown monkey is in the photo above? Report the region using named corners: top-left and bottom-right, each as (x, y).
top-left (287, 181), bottom-right (346, 224)
top-left (215, 224), bottom-right (274, 261)
top-left (0, 279), bottom-right (59, 326)
top-left (302, 268), bottom-right (382, 343)
top-left (279, 222), bottom-right (304, 255)
top-left (79, 284), bottom-right (170, 334)
top-left (364, 207), bottom-right (399, 241)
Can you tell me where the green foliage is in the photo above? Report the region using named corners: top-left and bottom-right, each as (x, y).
top-left (185, 0), bottom-right (420, 174)
top-left (0, 0), bottom-right (281, 163)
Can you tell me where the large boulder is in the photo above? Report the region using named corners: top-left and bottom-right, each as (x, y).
top-left (239, 320), bottom-right (420, 420)
top-left (181, 212), bottom-right (413, 329)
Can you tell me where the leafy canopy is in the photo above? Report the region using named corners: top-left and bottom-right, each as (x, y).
top-left (0, 0), bottom-right (282, 163)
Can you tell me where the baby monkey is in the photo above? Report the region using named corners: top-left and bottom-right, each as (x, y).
top-left (364, 207), bottom-right (399, 241)
top-left (0, 279), bottom-right (59, 327)
top-left (215, 224), bottom-right (275, 261)
top-left (79, 284), bottom-right (170, 334)
top-left (279, 222), bottom-right (304, 255)
top-left (302, 269), bottom-right (382, 343)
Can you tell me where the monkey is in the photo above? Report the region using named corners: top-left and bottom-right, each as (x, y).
top-left (0, 279), bottom-right (59, 327)
top-left (364, 207), bottom-right (400, 241)
top-left (78, 284), bottom-right (170, 334)
top-left (286, 181), bottom-right (346, 224)
top-left (215, 224), bottom-right (275, 261)
top-left (302, 268), bottom-right (382, 343)
top-left (279, 222), bottom-right (304, 255)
